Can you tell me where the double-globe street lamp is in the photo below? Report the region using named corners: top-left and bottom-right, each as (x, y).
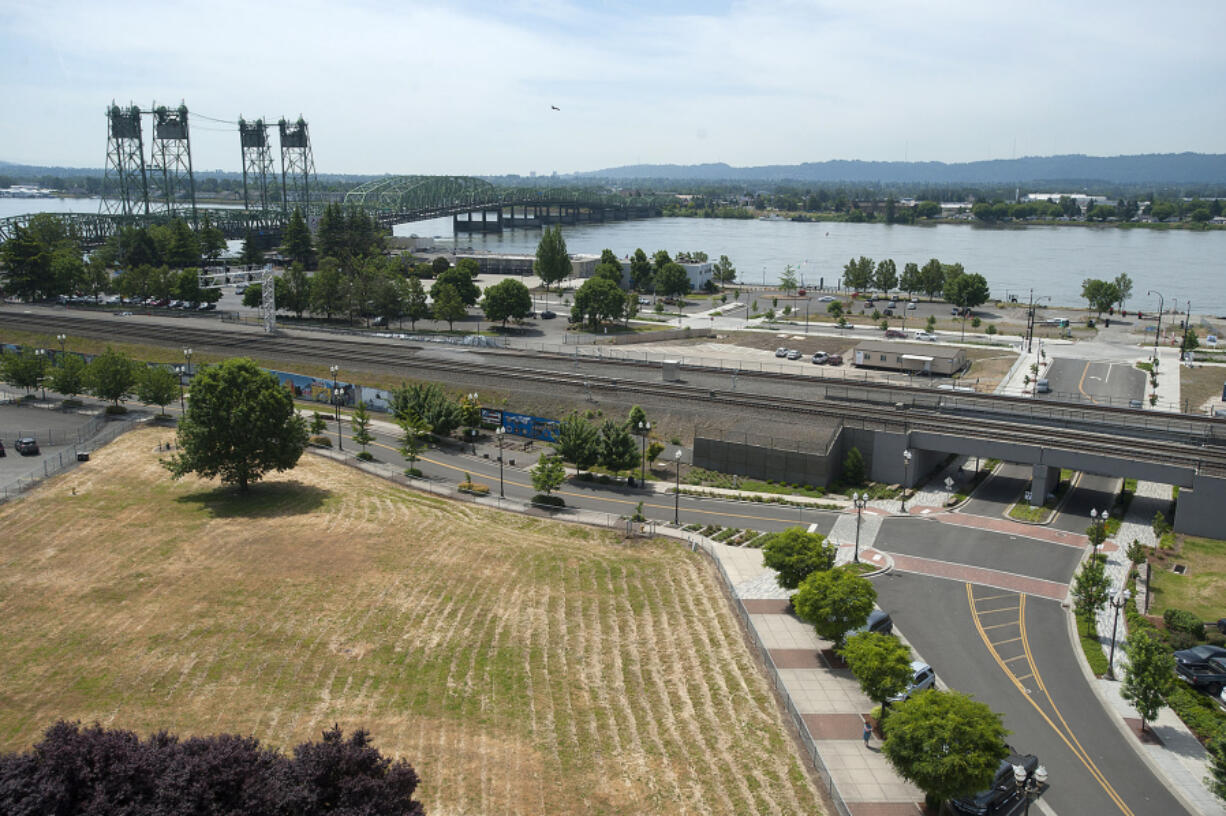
top-left (1089, 508), bottom-right (1106, 557)
top-left (330, 365), bottom-right (343, 451)
top-left (181, 347), bottom-right (193, 412)
top-left (852, 492), bottom-right (868, 563)
top-left (900, 448), bottom-right (913, 512)
top-left (673, 449), bottom-right (683, 525)
top-left (1147, 289), bottom-right (1165, 364)
top-left (1108, 588), bottom-right (1132, 680)
top-left (496, 426), bottom-right (506, 498)
top-left (1012, 763), bottom-right (1048, 816)
top-left (637, 420), bottom-right (651, 486)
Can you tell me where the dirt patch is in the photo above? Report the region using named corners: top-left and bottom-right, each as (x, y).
top-left (1180, 364), bottom-right (1226, 414)
top-left (0, 428), bottom-right (824, 816)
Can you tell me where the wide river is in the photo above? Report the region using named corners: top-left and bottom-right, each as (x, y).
top-left (6, 197), bottom-right (1223, 313)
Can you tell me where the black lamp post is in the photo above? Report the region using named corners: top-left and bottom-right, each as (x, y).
top-left (1012, 763), bottom-right (1048, 816)
top-left (56, 333), bottom-right (66, 355)
top-left (1108, 588), bottom-right (1131, 680)
top-left (637, 420), bottom-right (650, 485)
top-left (901, 449), bottom-right (912, 512)
top-left (853, 492), bottom-right (867, 563)
top-left (1147, 289), bottom-right (1164, 364)
top-left (35, 349), bottom-right (46, 399)
top-left (330, 365), bottom-right (343, 451)
top-left (673, 449), bottom-right (682, 525)
top-left (181, 347), bottom-right (192, 412)
top-left (1089, 508), bottom-right (1105, 558)
top-left (496, 426), bottom-right (505, 498)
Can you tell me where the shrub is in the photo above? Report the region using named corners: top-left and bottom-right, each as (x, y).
top-left (985, 324), bottom-right (997, 335)
top-left (971, 317), bottom-right (981, 328)
top-left (309, 435), bottom-right (332, 447)
top-left (532, 493), bottom-right (565, 507)
top-left (404, 467), bottom-right (423, 477)
top-left (1163, 608), bottom-right (1206, 640)
top-left (1166, 684), bottom-right (1226, 743)
top-left (459, 481), bottom-right (490, 495)
top-left (356, 451), bottom-right (374, 462)
top-left (104, 404), bottom-right (128, 415)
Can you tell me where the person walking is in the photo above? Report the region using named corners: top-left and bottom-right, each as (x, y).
top-left (862, 719), bottom-right (873, 747)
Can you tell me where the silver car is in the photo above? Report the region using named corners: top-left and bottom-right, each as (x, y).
top-left (889, 661), bottom-right (936, 702)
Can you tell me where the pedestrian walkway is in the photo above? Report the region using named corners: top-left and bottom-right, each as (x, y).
top-left (1081, 482), bottom-right (1225, 816)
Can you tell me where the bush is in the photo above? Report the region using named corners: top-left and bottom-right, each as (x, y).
top-left (985, 324), bottom-right (997, 335)
top-left (459, 481), bottom-right (490, 495)
top-left (532, 493), bottom-right (565, 507)
top-left (104, 404), bottom-right (128, 415)
top-left (404, 467), bottom-right (423, 477)
top-left (1167, 684), bottom-right (1226, 743)
top-left (309, 435), bottom-right (332, 448)
top-left (356, 451), bottom-right (374, 461)
top-left (1164, 608), bottom-right (1206, 640)
top-left (971, 317), bottom-right (981, 328)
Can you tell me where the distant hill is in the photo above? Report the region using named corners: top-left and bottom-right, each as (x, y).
top-left (577, 153), bottom-right (1226, 185)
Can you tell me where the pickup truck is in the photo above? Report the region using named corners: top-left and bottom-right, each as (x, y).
top-left (1176, 655), bottom-right (1226, 696)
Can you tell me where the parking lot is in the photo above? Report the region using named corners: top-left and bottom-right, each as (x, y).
top-left (0, 403), bottom-right (101, 495)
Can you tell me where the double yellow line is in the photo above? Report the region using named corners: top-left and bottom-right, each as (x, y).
top-left (966, 584), bottom-right (1134, 816)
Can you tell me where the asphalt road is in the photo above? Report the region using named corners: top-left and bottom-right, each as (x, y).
top-left (874, 571), bottom-right (1190, 816)
top-left (1051, 473), bottom-right (1124, 534)
top-left (962, 463), bottom-right (1032, 518)
top-left (1042, 358), bottom-right (1146, 408)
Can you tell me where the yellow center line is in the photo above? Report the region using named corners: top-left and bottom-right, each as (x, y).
top-left (967, 585), bottom-right (1134, 815)
top-left (366, 437), bottom-right (812, 526)
top-left (1077, 361), bottom-right (1099, 405)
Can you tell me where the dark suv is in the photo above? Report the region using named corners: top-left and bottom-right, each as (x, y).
top-left (15, 437), bottom-right (40, 456)
top-left (951, 751), bottom-right (1040, 815)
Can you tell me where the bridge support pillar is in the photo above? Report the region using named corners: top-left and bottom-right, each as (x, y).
top-left (866, 433), bottom-right (943, 489)
top-left (1173, 473), bottom-right (1226, 537)
top-left (1030, 465), bottom-right (1060, 505)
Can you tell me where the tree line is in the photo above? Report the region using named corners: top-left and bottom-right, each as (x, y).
top-left (1, 346), bottom-right (181, 415)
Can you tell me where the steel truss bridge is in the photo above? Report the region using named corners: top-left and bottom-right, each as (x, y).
top-left (0, 176), bottom-right (669, 248)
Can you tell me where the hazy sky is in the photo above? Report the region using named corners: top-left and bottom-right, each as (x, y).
top-left (2, 0), bottom-right (1224, 176)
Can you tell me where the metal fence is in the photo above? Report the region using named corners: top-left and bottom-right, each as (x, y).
top-left (0, 419), bottom-right (133, 502)
top-left (2, 413), bottom-right (109, 447)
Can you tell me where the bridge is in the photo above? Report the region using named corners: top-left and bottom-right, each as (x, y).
top-left (0, 176), bottom-right (669, 248)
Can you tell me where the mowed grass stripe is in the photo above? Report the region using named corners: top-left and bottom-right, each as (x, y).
top-left (0, 427), bottom-right (824, 816)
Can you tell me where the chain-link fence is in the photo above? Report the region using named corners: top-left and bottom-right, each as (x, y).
top-left (0, 419), bottom-right (133, 502)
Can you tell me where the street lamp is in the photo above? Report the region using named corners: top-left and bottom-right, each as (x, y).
top-left (1108, 588), bottom-right (1132, 680)
top-left (853, 492), bottom-right (868, 563)
top-left (496, 426), bottom-right (506, 498)
top-left (673, 449), bottom-right (683, 525)
top-left (1089, 508), bottom-right (1105, 557)
top-left (34, 349), bottom-right (46, 399)
top-left (637, 420), bottom-right (651, 485)
top-left (183, 348), bottom-right (193, 377)
top-left (330, 365), bottom-right (343, 451)
top-left (901, 449), bottom-right (913, 512)
top-left (56, 333), bottom-right (66, 355)
top-left (1147, 290), bottom-right (1165, 363)
top-left (1012, 763), bottom-right (1048, 816)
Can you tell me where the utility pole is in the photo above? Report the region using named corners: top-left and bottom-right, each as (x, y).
top-left (1025, 289), bottom-right (1035, 353)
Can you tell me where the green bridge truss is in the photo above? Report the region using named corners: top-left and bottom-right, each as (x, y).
top-left (0, 176), bottom-right (670, 248)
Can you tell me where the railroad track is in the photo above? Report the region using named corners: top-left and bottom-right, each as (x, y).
top-left (5, 309), bottom-right (1225, 473)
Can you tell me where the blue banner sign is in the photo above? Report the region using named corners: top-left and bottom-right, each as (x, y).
top-left (501, 410), bottom-right (560, 442)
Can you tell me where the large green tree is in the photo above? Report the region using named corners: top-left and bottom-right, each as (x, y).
top-left (0, 214), bottom-right (79, 300)
top-left (881, 690), bottom-right (1009, 808)
top-left (240, 230), bottom-right (264, 267)
top-left (47, 353), bottom-right (87, 400)
top-left (481, 278), bottom-right (533, 329)
top-left (1081, 278), bottom-right (1122, 317)
top-left (136, 365), bottom-right (181, 416)
top-left (85, 347), bottom-right (137, 407)
top-left (842, 632), bottom-right (914, 718)
top-left (1072, 556), bottom-right (1111, 621)
top-left (432, 266), bottom-right (481, 307)
top-left (571, 277), bottom-right (625, 329)
top-left (597, 419), bottom-right (639, 473)
top-left (531, 454), bottom-right (566, 499)
top-left (391, 382), bottom-right (460, 438)
top-left (164, 358), bottom-right (308, 492)
top-left (403, 275), bottom-right (430, 330)
top-left (654, 262), bottom-right (692, 298)
top-left (842, 256), bottom-right (874, 291)
top-left (1121, 629), bottom-right (1175, 732)
top-left (0, 347), bottom-right (46, 394)
top-left (629, 248), bottom-right (654, 291)
top-left (713, 254), bottom-right (737, 285)
top-left (311, 258), bottom-right (347, 319)
top-left (899, 262), bottom-right (922, 296)
top-left (431, 283), bottom-right (467, 331)
top-left (553, 412), bottom-right (600, 472)
top-left (793, 566), bottom-right (877, 646)
top-left (1113, 273), bottom-right (1134, 310)
top-left (919, 258), bottom-right (945, 300)
top-left (534, 225), bottom-right (572, 293)
top-left (874, 259), bottom-right (898, 293)
top-left (282, 206), bottom-right (315, 268)
top-left (762, 527), bottom-right (836, 590)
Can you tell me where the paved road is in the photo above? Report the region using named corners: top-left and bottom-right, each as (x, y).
top-left (874, 571), bottom-right (1190, 816)
top-left (1052, 473), bottom-right (1123, 534)
top-left (1042, 357), bottom-right (1146, 408)
top-left (962, 462), bottom-right (1031, 518)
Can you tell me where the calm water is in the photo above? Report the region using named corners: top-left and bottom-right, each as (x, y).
top-left (5, 198), bottom-right (1223, 313)
top-left (400, 215), bottom-right (1226, 314)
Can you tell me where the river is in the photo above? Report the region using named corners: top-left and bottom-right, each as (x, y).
top-left (5, 198), bottom-right (1223, 313)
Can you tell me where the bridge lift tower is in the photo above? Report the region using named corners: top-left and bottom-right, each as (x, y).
top-left (278, 117), bottom-right (317, 217)
top-left (239, 117), bottom-right (277, 212)
top-left (149, 103), bottom-right (198, 224)
top-left (101, 103), bottom-right (150, 217)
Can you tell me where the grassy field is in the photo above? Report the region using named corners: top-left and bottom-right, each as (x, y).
top-left (0, 428), bottom-right (823, 816)
top-left (1148, 536), bottom-right (1226, 622)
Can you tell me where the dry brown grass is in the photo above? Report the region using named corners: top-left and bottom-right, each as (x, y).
top-left (0, 428), bottom-right (823, 816)
top-left (1180, 364), bottom-right (1226, 413)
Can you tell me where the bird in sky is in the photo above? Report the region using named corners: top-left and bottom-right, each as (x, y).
top-left (551, 105), bottom-right (560, 111)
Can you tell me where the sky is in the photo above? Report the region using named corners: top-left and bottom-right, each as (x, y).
top-left (2, 0), bottom-right (1225, 177)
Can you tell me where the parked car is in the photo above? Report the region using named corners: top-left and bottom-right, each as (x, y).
top-left (786, 349), bottom-right (801, 360)
top-left (775, 347), bottom-right (788, 357)
top-left (638, 297), bottom-right (652, 306)
top-left (951, 751), bottom-right (1040, 815)
top-left (1176, 655), bottom-right (1226, 696)
top-left (848, 609), bottom-right (893, 638)
top-left (885, 329), bottom-right (906, 339)
top-left (864, 299), bottom-right (875, 308)
top-left (889, 661), bottom-right (936, 702)
top-left (914, 331), bottom-right (937, 342)
top-left (197, 302), bottom-right (216, 311)
top-left (818, 295), bottom-right (836, 302)
top-left (1036, 379), bottom-right (1051, 394)
top-left (1174, 644), bottom-right (1226, 671)
top-left (906, 301), bottom-right (917, 310)
top-left (811, 351), bottom-right (828, 365)
top-left (540, 310), bottom-right (556, 319)
top-left (826, 353), bottom-right (843, 366)
top-left (15, 437), bottom-right (40, 456)
top-left (882, 307), bottom-right (894, 316)
top-left (797, 288), bottom-right (807, 296)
